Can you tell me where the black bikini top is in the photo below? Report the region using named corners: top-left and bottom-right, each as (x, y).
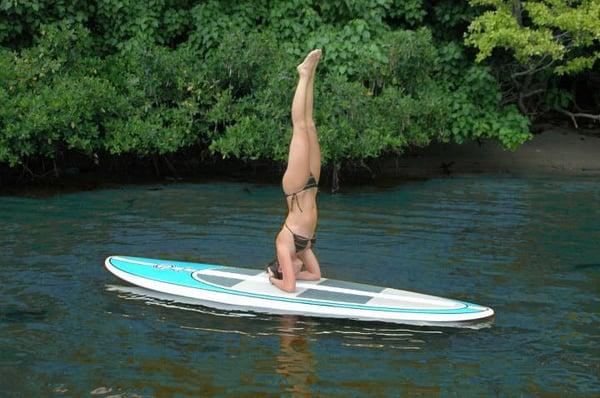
top-left (284, 174), bottom-right (318, 212)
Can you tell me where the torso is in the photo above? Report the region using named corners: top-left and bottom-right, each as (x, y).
top-left (285, 193), bottom-right (318, 237)
top-left (283, 175), bottom-right (319, 238)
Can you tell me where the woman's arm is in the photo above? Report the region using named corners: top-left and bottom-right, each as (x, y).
top-left (269, 246), bottom-right (297, 292)
top-left (296, 249), bottom-right (321, 281)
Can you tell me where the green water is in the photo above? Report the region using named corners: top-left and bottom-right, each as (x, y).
top-left (1, 176), bottom-right (598, 397)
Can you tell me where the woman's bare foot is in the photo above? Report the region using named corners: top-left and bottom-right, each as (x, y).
top-left (297, 49), bottom-right (321, 78)
top-left (311, 50), bottom-right (321, 77)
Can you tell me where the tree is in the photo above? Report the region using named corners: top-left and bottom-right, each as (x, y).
top-left (1, 1), bottom-right (534, 180)
top-left (465, 0), bottom-right (600, 127)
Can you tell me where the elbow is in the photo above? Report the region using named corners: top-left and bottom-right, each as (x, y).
top-left (283, 280), bottom-right (296, 293)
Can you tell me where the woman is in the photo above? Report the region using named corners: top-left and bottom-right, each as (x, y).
top-left (266, 49), bottom-right (323, 292)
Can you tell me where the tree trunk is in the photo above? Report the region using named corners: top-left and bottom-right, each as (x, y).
top-left (162, 155), bottom-right (181, 179)
top-left (512, 0), bottom-right (523, 27)
top-left (152, 155), bottom-right (161, 177)
top-left (331, 162), bottom-right (340, 193)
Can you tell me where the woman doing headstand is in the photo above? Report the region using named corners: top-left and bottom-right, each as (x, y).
top-left (266, 49), bottom-right (323, 292)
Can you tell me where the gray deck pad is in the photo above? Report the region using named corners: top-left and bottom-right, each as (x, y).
top-left (318, 279), bottom-right (384, 293)
top-left (211, 267), bottom-right (386, 295)
top-left (199, 274), bottom-right (242, 288)
top-left (196, 272), bottom-right (377, 304)
top-left (296, 288), bottom-right (373, 304)
top-left (218, 266), bottom-right (263, 276)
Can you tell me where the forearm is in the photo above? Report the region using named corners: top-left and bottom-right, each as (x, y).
top-left (296, 270), bottom-right (320, 281)
top-left (269, 276), bottom-right (296, 292)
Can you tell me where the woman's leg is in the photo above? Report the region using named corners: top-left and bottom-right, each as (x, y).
top-left (269, 233), bottom-right (297, 292)
top-left (305, 59), bottom-right (322, 182)
top-left (297, 248), bottom-right (321, 281)
top-left (282, 50), bottom-right (321, 193)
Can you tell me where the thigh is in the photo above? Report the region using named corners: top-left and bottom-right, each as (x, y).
top-left (307, 127), bottom-right (321, 182)
top-left (282, 128), bottom-right (310, 193)
top-left (298, 248), bottom-right (320, 275)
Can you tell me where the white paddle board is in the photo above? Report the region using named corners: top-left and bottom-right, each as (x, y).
top-left (104, 256), bottom-right (494, 327)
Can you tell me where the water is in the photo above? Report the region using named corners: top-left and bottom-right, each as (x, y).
top-left (0, 176), bottom-right (598, 397)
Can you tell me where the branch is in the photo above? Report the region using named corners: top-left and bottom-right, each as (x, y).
top-left (511, 59), bottom-right (555, 79)
top-left (501, 93), bottom-right (519, 106)
top-left (162, 155), bottom-right (182, 180)
top-left (22, 163), bottom-right (36, 178)
top-left (512, 0), bottom-right (523, 27)
top-left (553, 32), bottom-right (570, 42)
top-left (557, 108), bottom-right (600, 129)
top-left (521, 88), bottom-right (545, 99)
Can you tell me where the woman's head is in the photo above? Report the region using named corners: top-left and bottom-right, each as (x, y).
top-left (267, 255), bottom-right (304, 280)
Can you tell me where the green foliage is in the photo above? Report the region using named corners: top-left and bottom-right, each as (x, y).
top-left (0, 0), bottom-right (94, 47)
top-left (359, 28), bottom-right (438, 93)
top-left (466, 0), bottom-right (600, 75)
top-left (0, 22), bottom-right (118, 166)
top-left (86, 0), bottom-right (194, 52)
top-left (187, 1), bottom-right (260, 54)
top-left (0, 22), bottom-right (200, 165)
top-left (0, 0), bottom-right (538, 174)
top-left (445, 66), bottom-right (530, 148)
top-left (305, 20), bottom-right (387, 77)
top-left (432, 1), bottom-right (473, 30)
top-left (0, 76), bottom-right (120, 166)
top-left (0, 0), bottom-right (194, 51)
top-left (207, 28), bottom-right (531, 163)
top-left (102, 40), bottom-right (200, 155)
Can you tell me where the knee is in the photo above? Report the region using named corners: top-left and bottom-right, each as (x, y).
top-left (306, 121), bottom-right (316, 133)
top-left (313, 268), bottom-right (321, 280)
top-left (292, 120), bottom-right (308, 133)
top-left (292, 117), bottom-right (308, 132)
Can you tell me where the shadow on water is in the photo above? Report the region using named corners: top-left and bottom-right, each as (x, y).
top-left (572, 263), bottom-right (600, 270)
top-left (0, 306), bottom-right (48, 323)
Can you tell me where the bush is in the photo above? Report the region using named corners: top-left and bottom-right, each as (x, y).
top-left (0, 1), bottom-right (536, 176)
top-left (0, 22), bottom-right (119, 166)
top-left (102, 40), bottom-right (200, 155)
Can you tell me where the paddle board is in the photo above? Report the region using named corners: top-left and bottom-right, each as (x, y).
top-left (104, 256), bottom-right (494, 327)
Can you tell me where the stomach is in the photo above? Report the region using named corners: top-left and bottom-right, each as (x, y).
top-left (285, 199), bottom-right (318, 236)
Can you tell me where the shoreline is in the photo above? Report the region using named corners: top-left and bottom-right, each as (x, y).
top-left (1, 127), bottom-right (598, 196)
top-left (384, 127), bottom-right (600, 178)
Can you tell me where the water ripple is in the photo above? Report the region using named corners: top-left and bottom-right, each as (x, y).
top-left (1, 176), bottom-right (599, 396)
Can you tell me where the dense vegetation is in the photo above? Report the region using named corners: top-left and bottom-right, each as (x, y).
top-left (0, 0), bottom-right (597, 181)
top-left (466, 0), bottom-right (600, 127)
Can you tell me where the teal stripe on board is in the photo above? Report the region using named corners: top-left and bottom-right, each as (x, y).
top-left (119, 256), bottom-right (219, 271)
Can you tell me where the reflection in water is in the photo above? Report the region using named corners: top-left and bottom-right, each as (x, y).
top-left (275, 316), bottom-right (317, 397)
top-left (318, 326), bottom-right (440, 350)
top-left (102, 284), bottom-right (510, 395)
top-left (106, 284), bottom-right (257, 319)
